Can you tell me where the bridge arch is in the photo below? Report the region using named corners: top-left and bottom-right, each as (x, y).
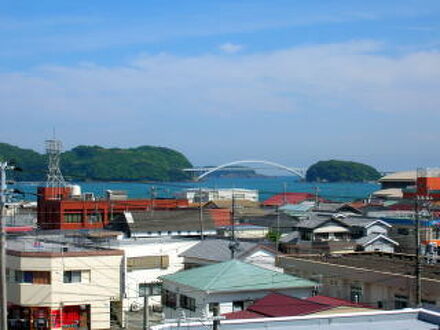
top-left (195, 160), bottom-right (306, 181)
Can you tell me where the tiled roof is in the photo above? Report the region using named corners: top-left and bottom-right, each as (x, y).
top-left (222, 310), bottom-right (264, 320)
top-left (341, 217), bottom-right (391, 228)
top-left (247, 293), bottom-right (331, 317)
top-left (262, 193), bottom-right (315, 207)
top-left (179, 239), bottom-right (258, 262)
top-left (243, 213), bottom-right (299, 231)
top-left (355, 234), bottom-right (399, 247)
top-left (111, 209), bottom-right (217, 233)
top-left (161, 260), bottom-right (317, 292)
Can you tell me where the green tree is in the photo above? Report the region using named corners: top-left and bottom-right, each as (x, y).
top-left (306, 160), bottom-right (381, 182)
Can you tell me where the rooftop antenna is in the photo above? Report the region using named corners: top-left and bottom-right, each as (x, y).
top-left (45, 138), bottom-right (66, 188)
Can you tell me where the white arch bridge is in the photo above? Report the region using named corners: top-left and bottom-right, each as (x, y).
top-left (183, 160), bottom-right (307, 181)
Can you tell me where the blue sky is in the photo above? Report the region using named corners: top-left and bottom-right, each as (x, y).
top-left (1, 0), bottom-right (440, 171)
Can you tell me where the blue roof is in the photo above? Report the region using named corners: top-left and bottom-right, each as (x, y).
top-left (382, 218), bottom-right (440, 227)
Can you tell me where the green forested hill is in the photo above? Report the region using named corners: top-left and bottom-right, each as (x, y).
top-left (0, 143), bottom-right (192, 181)
top-left (306, 160), bottom-right (381, 182)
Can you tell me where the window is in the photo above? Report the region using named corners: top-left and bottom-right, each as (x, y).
top-left (301, 231), bottom-right (312, 241)
top-left (233, 301), bottom-right (244, 312)
top-left (127, 256), bottom-right (169, 271)
top-left (350, 285), bottom-right (363, 303)
top-left (162, 289), bottom-right (177, 309)
top-left (63, 270), bottom-right (82, 283)
top-left (209, 303), bottom-right (219, 313)
top-left (14, 270), bottom-right (50, 284)
top-left (139, 283), bottom-right (162, 297)
top-left (179, 294), bottom-right (196, 312)
top-left (394, 295), bottom-right (408, 309)
top-left (64, 213), bottom-right (82, 223)
top-left (88, 211), bottom-right (103, 223)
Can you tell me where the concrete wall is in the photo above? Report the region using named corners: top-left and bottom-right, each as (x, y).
top-left (278, 256), bottom-right (440, 309)
top-left (119, 239), bottom-right (199, 309)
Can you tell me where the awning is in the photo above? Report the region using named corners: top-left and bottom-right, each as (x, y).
top-left (313, 226), bottom-right (349, 233)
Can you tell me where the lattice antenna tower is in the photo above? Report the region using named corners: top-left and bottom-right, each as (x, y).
top-left (45, 139), bottom-right (66, 187)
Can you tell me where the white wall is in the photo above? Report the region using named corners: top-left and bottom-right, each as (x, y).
top-left (366, 224), bottom-right (389, 236)
top-left (364, 239), bottom-right (395, 253)
top-left (182, 189), bottom-right (259, 203)
top-left (116, 238), bottom-right (200, 309)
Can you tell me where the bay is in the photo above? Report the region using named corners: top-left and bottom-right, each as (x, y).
top-left (13, 176), bottom-right (380, 202)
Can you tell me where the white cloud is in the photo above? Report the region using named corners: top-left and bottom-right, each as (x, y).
top-left (219, 43), bottom-right (244, 54)
top-left (1, 40), bottom-right (440, 125)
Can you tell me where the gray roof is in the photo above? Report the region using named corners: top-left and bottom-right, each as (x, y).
top-left (315, 203), bottom-right (363, 214)
top-left (294, 216), bottom-right (391, 230)
top-left (111, 210), bottom-right (216, 234)
top-left (179, 239), bottom-right (259, 262)
top-left (242, 213), bottom-right (299, 232)
top-left (314, 202), bottom-right (345, 212)
top-left (356, 234), bottom-right (399, 246)
top-left (295, 216), bottom-right (345, 229)
top-left (341, 217), bottom-right (391, 228)
top-left (279, 231), bottom-right (300, 243)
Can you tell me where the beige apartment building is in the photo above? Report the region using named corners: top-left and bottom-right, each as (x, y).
top-left (6, 236), bottom-right (124, 330)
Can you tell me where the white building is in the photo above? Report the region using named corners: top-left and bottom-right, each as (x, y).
top-left (109, 238), bottom-right (200, 312)
top-left (160, 260), bottom-right (317, 319)
top-left (180, 188), bottom-right (259, 203)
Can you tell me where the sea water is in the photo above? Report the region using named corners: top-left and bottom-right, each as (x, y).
top-left (13, 176), bottom-right (379, 202)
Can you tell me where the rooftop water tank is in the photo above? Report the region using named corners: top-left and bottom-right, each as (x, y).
top-left (69, 184), bottom-right (82, 198)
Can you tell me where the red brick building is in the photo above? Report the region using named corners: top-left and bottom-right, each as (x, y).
top-left (37, 187), bottom-right (188, 230)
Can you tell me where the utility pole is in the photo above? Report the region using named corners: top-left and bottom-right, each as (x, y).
top-left (229, 193), bottom-right (239, 259)
top-left (143, 293), bottom-right (149, 330)
top-left (149, 186), bottom-right (156, 216)
top-left (314, 186), bottom-right (320, 209)
top-left (414, 194), bottom-right (432, 307)
top-left (414, 195), bottom-right (422, 307)
top-left (283, 182), bottom-right (287, 206)
top-left (275, 206), bottom-right (280, 251)
top-left (198, 187), bottom-right (204, 240)
top-left (213, 304), bottom-right (220, 330)
top-left (1, 161), bottom-right (13, 330)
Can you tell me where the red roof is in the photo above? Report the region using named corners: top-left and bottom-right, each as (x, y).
top-left (5, 226), bottom-right (33, 233)
top-left (222, 310), bottom-right (264, 320)
top-left (247, 293), bottom-right (331, 317)
top-left (262, 193), bottom-right (315, 207)
top-left (208, 209), bottom-right (231, 227)
top-left (306, 295), bottom-right (373, 309)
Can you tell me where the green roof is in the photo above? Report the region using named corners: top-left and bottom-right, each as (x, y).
top-left (160, 260), bottom-right (317, 293)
